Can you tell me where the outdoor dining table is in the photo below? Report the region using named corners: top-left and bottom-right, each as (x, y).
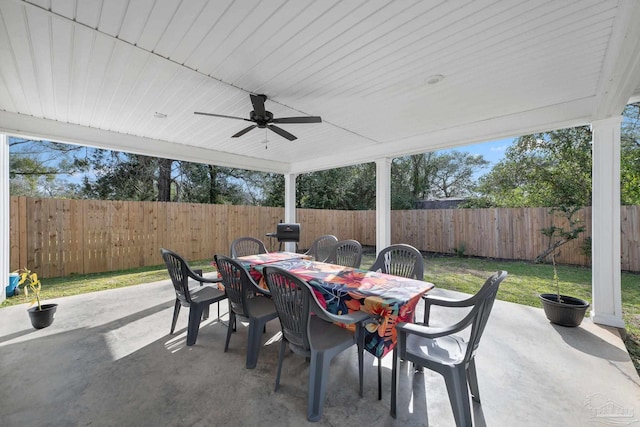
top-left (235, 251), bottom-right (311, 280)
top-left (235, 252), bottom-right (434, 358)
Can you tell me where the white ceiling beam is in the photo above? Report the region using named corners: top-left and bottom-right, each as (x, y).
top-left (0, 111), bottom-right (290, 173)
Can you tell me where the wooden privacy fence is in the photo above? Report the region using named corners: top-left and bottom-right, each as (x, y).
top-left (9, 197), bottom-right (640, 277)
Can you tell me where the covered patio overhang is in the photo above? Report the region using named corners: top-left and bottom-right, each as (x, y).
top-left (2, 0), bottom-right (640, 330)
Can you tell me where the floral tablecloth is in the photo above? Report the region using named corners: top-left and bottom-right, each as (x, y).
top-left (235, 252), bottom-right (311, 281)
top-left (239, 255), bottom-right (434, 358)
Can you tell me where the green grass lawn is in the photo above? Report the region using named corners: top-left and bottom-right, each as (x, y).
top-left (3, 253), bottom-right (639, 373)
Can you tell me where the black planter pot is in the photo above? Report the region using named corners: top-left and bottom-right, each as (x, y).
top-left (539, 294), bottom-right (589, 327)
top-left (27, 304), bottom-right (58, 329)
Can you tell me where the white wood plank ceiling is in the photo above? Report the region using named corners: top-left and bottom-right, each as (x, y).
top-left (1, 0), bottom-right (639, 174)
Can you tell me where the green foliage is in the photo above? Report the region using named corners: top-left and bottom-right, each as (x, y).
top-left (452, 241), bottom-right (467, 257)
top-left (262, 153), bottom-right (488, 210)
top-left (467, 103), bottom-right (640, 209)
top-left (79, 150), bottom-right (256, 204)
top-left (535, 205), bottom-right (586, 263)
top-left (261, 173), bottom-right (285, 207)
top-left (621, 104), bottom-right (640, 205)
top-left (81, 151), bottom-right (159, 201)
top-left (9, 138), bottom-right (89, 197)
top-left (296, 164), bottom-right (376, 209)
top-left (467, 126), bottom-right (592, 208)
top-left (262, 164), bottom-right (377, 209)
top-left (392, 151), bottom-right (489, 209)
top-left (15, 267), bottom-right (43, 310)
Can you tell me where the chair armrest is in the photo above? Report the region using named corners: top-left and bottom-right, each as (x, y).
top-left (421, 293), bottom-right (473, 308)
top-left (333, 310), bottom-right (374, 325)
top-left (199, 276), bottom-right (223, 284)
top-left (186, 267), bottom-right (222, 284)
top-left (422, 292), bottom-right (475, 325)
top-left (250, 281), bottom-right (271, 296)
top-left (312, 303), bottom-right (371, 325)
top-left (396, 321), bottom-right (461, 340)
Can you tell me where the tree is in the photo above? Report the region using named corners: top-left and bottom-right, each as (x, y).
top-left (466, 126), bottom-right (593, 208)
top-left (468, 103), bottom-right (640, 209)
top-left (172, 162), bottom-right (247, 205)
top-left (430, 151), bottom-right (489, 198)
top-left (297, 164), bottom-right (376, 210)
top-left (621, 103), bottom-right (640, 205)
top-left (81, 150), bottom-right (257, 204)
top-left (81, 151), bottom-right (158, 201)
top-left (260, 152), bottom-right (487, 211)
top-left (9, 138), bottom-right (89, 197)
top-left (261, 173), bottom-right (285, 207)
top-left (534, 205), bottom-right (586, 263)
top-left (260, 164), bottom-right (376, 210)
top-left (392, 151), bottom-right (489, 209)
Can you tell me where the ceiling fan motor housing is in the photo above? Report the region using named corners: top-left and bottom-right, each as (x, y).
top-left (250, 110), bottom-right (273, 127)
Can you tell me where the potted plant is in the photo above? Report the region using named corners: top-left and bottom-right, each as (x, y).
top-left (539, 254), bottom-right (590, 327)
top-left (15, 267), bottom-right (58, 329)
top-left (536, 206), bottom-right (590, 327)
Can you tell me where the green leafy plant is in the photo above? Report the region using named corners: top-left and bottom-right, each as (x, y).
top-left (535, 205), bottom-right (585, 264)
top-left (15, 267), bottom-right (43, 310)
top-left (452, 241), bottom-right (467, 258)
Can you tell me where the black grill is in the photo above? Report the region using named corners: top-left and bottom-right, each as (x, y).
top-left (275, 223), bottom-right (300, 243)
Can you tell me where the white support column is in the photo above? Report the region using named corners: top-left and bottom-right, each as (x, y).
top-left (1, 134), bottom-right (9, 303)
top-left (376, 158), bottom-right (392, 255)
top-left (284, 173), bottom-right (297, 252)
top-left (591, 117), bottom-right (624, 328)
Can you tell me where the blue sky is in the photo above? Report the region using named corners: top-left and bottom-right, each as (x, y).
top-left (440, 137), bottom-right (514, 180)
top-left (453, 138), bottom-right (513, 166)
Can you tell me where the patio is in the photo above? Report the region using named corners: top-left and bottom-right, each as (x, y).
top-left (1, 275), bottom-right (638, 426)
top-left (2, 0), bottom-right (640, 341)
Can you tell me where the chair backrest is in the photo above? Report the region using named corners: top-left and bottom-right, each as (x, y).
top-left (306, 235), bottom-right (338, 262)
top-left (262, 266), bottom-right (312, 353)
top-left (327, 239), bottom-right (363, 268)
top-left (461, 271), bottom-right (507, 362)
top-left (160, 248), bottom-right (193, 304)
top-left (369, 244), bottom-right (424, 280)
top-left (215, 255), bottom-right (260, 318)
top-left (230, 237), bottom-right (268, 258)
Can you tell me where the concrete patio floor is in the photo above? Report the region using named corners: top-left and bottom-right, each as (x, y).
top-left (1, 276), bottom-right (639, 427)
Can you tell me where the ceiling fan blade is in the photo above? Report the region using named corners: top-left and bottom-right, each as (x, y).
top-left (232, 125), bottom-right (258, 138)
top-left (250, 94), bottom-right (267, 117)
top-left (194, 112), bottom-right (251, 122)
top-left (272, 116), bottom-right (322, 124)
top-left (268, 125), bottom-right (297, 141)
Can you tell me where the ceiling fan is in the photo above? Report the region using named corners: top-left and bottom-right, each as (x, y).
top-left (194, 94), bottom-right (321, 141)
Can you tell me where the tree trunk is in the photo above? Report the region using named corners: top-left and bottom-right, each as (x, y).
top-left (534, 238), bottom-right (568, 263)
top-left (157, 158), bottom-right (173, 202)
top-left (208, 165), bottom-right (219, 204)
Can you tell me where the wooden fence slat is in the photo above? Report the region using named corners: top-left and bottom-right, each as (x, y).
top-left (8, 197), bottom-right (640, 277)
